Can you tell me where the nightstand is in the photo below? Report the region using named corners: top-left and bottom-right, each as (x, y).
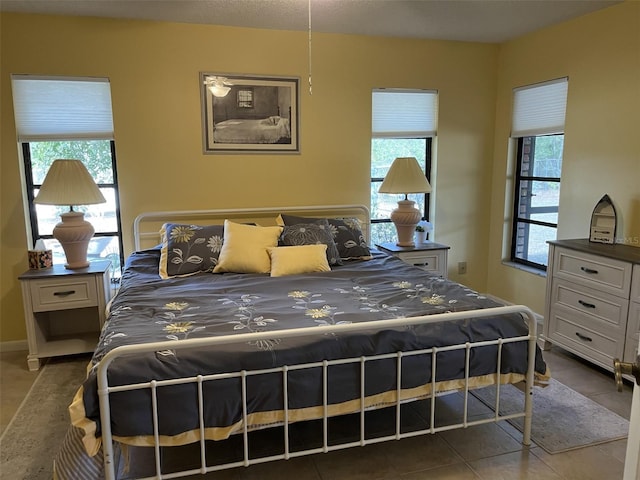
top-left (18, 260), bottom-right (112, 371)
top-left (376, 241), bottom-right (450, 278)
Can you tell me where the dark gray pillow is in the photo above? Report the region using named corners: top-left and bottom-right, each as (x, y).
top-left (159, 223), bottom-right (224, 278)
top-left (279, 214), bottom-right (371, 260)
top-left (280, 222), bottom-right (342, 266)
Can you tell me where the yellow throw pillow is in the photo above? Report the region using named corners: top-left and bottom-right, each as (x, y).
top-left (212, 220), bottom-right (283, 274)
top-left (268, 245), bottom-right (331, 277)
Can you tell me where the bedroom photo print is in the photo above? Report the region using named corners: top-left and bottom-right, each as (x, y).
top-left (201, 73), bottom-right (299, 153)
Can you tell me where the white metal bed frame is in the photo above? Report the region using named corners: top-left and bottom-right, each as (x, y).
top-left (95, 205), bottom-right (538, 480)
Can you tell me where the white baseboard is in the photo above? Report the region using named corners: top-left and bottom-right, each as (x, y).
top-left (481, 292), bottom-right (544, 330)
top-left (0, 340), bottom-right (28, 353)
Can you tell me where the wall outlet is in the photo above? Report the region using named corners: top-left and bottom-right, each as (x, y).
top-left (458, 261), bottom-right (467, 274)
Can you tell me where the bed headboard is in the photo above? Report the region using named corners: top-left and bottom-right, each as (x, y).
top-left (133, 204), bottom-right (371, 251)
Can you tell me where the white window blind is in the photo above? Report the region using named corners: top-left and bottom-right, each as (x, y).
top-left (511, 77), bottom-right (568, 137)
top-left (11, 75), bottom-right (114, 141)
top-left (372, 89), bottom-right (438, 138)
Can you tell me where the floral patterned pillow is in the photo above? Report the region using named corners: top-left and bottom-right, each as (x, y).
top-left (159, 223), bottom-right (224, 278)
top-left (278, 214), bottom-right (371, 260)
top-left (279, 222), bottom-right (343, 266)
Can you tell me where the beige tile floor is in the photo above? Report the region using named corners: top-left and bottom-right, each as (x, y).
top-left (0, 346), bottom-right (634, 479)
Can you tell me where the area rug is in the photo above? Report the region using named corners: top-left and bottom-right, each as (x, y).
top-left (0, 355), bottom-right (90, 480)
top-left (471, 378), bottom-right (630, 454)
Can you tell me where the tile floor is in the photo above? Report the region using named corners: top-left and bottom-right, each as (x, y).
top-left (0, 346), bottom-right (634, 479)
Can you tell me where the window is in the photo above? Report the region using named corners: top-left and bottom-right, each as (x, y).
top-left (237, 88), bottom-right (254, 108)
top-left (511, 135), bottom-right (564, 268)
top-left (371, 139), bottom-right (431, 244)
top-left (371, 90), bottom-right (437, 245)
top-left (510, 78), bottom-right (568, 270)
top-left (11, 76), bottom-right (124, 279)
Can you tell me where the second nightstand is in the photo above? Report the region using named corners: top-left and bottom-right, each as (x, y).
top-left (19, 260), bottom-right (112, 371)
top-left (376, 241), bottom-right (450, 278)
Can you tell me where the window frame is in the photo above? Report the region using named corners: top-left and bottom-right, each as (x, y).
top-left (370, 88), bottom-right (437, 246)
top-left (21, 140), bottom-right (125, 276)
top-left (370, 137), bottom-right (432, 243)
top-left (510, 135), bottom-right (562, 271)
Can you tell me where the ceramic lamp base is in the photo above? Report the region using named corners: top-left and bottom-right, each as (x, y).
top-left (390, 199), bottom-right (422, 247)
top-left (53, 211), bottom-right (95, 269)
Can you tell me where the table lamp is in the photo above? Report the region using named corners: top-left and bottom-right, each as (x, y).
top-left (379, 157), bottom-right (432, 247)
top-left (34, 159), bottom-right (106, 269)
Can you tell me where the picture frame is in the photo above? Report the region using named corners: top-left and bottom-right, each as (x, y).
top-left (200, 73), bottom-right (300, 154)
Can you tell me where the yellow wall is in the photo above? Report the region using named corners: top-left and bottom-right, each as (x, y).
top-left (1, 13), bottom-right (499, 342)
top-left (487, 1), bottom-right (640, 314)
top-left (2, 3), bottom-right (638, 344)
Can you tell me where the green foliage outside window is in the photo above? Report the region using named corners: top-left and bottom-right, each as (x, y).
top-left (29, 140), bottom-right (114, 184)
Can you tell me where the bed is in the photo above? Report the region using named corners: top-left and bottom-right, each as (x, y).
top-left (213, 116), bottom-right (291, 144)
top-left (53, 204), bottom-right (549, 480)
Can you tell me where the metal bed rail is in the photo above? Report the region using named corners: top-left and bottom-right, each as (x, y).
top-left (98, 305), bottom-right (538, 480)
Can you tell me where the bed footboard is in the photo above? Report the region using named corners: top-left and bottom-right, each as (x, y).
top-left (97, 305), bottom-right (539, 480)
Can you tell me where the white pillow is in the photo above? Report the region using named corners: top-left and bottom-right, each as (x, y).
top-left (212, 220), bottom-right (282, 274)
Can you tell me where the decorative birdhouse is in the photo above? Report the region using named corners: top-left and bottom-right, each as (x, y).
top-left (589, 194), bottom-right (617, 244)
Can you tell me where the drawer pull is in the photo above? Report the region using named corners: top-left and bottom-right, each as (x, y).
top-left (578, 300), bottom-right (596, 309)
top-left (575, 332), bottom-right (593, 342)
top-left (580, 266), bottom-right (599, 275)
top-left (413, 262), bottom-right (429, 267)
top-left (53, 290), bottom-right (76, 297)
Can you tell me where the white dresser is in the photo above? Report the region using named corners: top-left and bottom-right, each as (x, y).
top-left (543, 239), bottom-right (640, 372)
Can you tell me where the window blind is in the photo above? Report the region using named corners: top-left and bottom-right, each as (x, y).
top-left (372, 89), bottom-right (438, 138)
top-left (11, 75), bottom-right (114, 141)
top-left (511, 77), bottom-right (568, 137)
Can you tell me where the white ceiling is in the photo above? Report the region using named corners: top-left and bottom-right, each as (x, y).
top-left (0, 0), bottom-right (621, 43)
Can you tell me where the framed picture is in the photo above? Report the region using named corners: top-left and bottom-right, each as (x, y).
top-left (200, 73), bottom-right (300, 154)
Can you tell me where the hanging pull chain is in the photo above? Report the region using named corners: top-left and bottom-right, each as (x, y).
top-left (308, 0), bottom-right (313, 95)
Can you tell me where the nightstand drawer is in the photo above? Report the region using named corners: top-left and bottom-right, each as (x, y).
top-left (553, 246), bottom-right (631, 297)
top-left (29, 278), bottom-right (98, 312)
top-left (395, 251), bottom-right (442, 272)
top-left (375, 241), bottom-right (449, 278)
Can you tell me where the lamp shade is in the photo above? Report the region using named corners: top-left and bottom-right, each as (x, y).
top-left (205, 76), bottom-right (232, 98)
top-left (379, 157), bottom-right (431, 247)
top-left (34, 159), bottom-right (106, 207)
top-left (208, 85), bottom-right (231, 97)
top-left (33, 159), bottom-right (106, 269)
top-left (379, 157), bottom-right (431, 194)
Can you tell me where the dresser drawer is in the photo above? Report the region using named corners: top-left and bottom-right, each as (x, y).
top-left (553, 246), bottom-right (632, 297)
top-left (623, 316), bottom-right (640, 363)
top-left (627, 265), bottom-right (640, 362)
top-left (548, 306), bottom-right (624, 364)
top-left (29, 278), bottom-right (98, 312)
top-left (626, 301), bottom-right (640, 343)
top-left (551, 278), bottom-right (628, 329)
top-left (632, 265), bottom-right (640, 303)
top-left (623, 308), bottom-right (640, 363)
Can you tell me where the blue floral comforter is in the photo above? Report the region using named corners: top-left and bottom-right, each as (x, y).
top-left (76, 248), bottom-right (548, 449)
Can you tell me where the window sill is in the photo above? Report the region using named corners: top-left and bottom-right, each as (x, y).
top-left (501, 261), bottom-right (547, 278)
